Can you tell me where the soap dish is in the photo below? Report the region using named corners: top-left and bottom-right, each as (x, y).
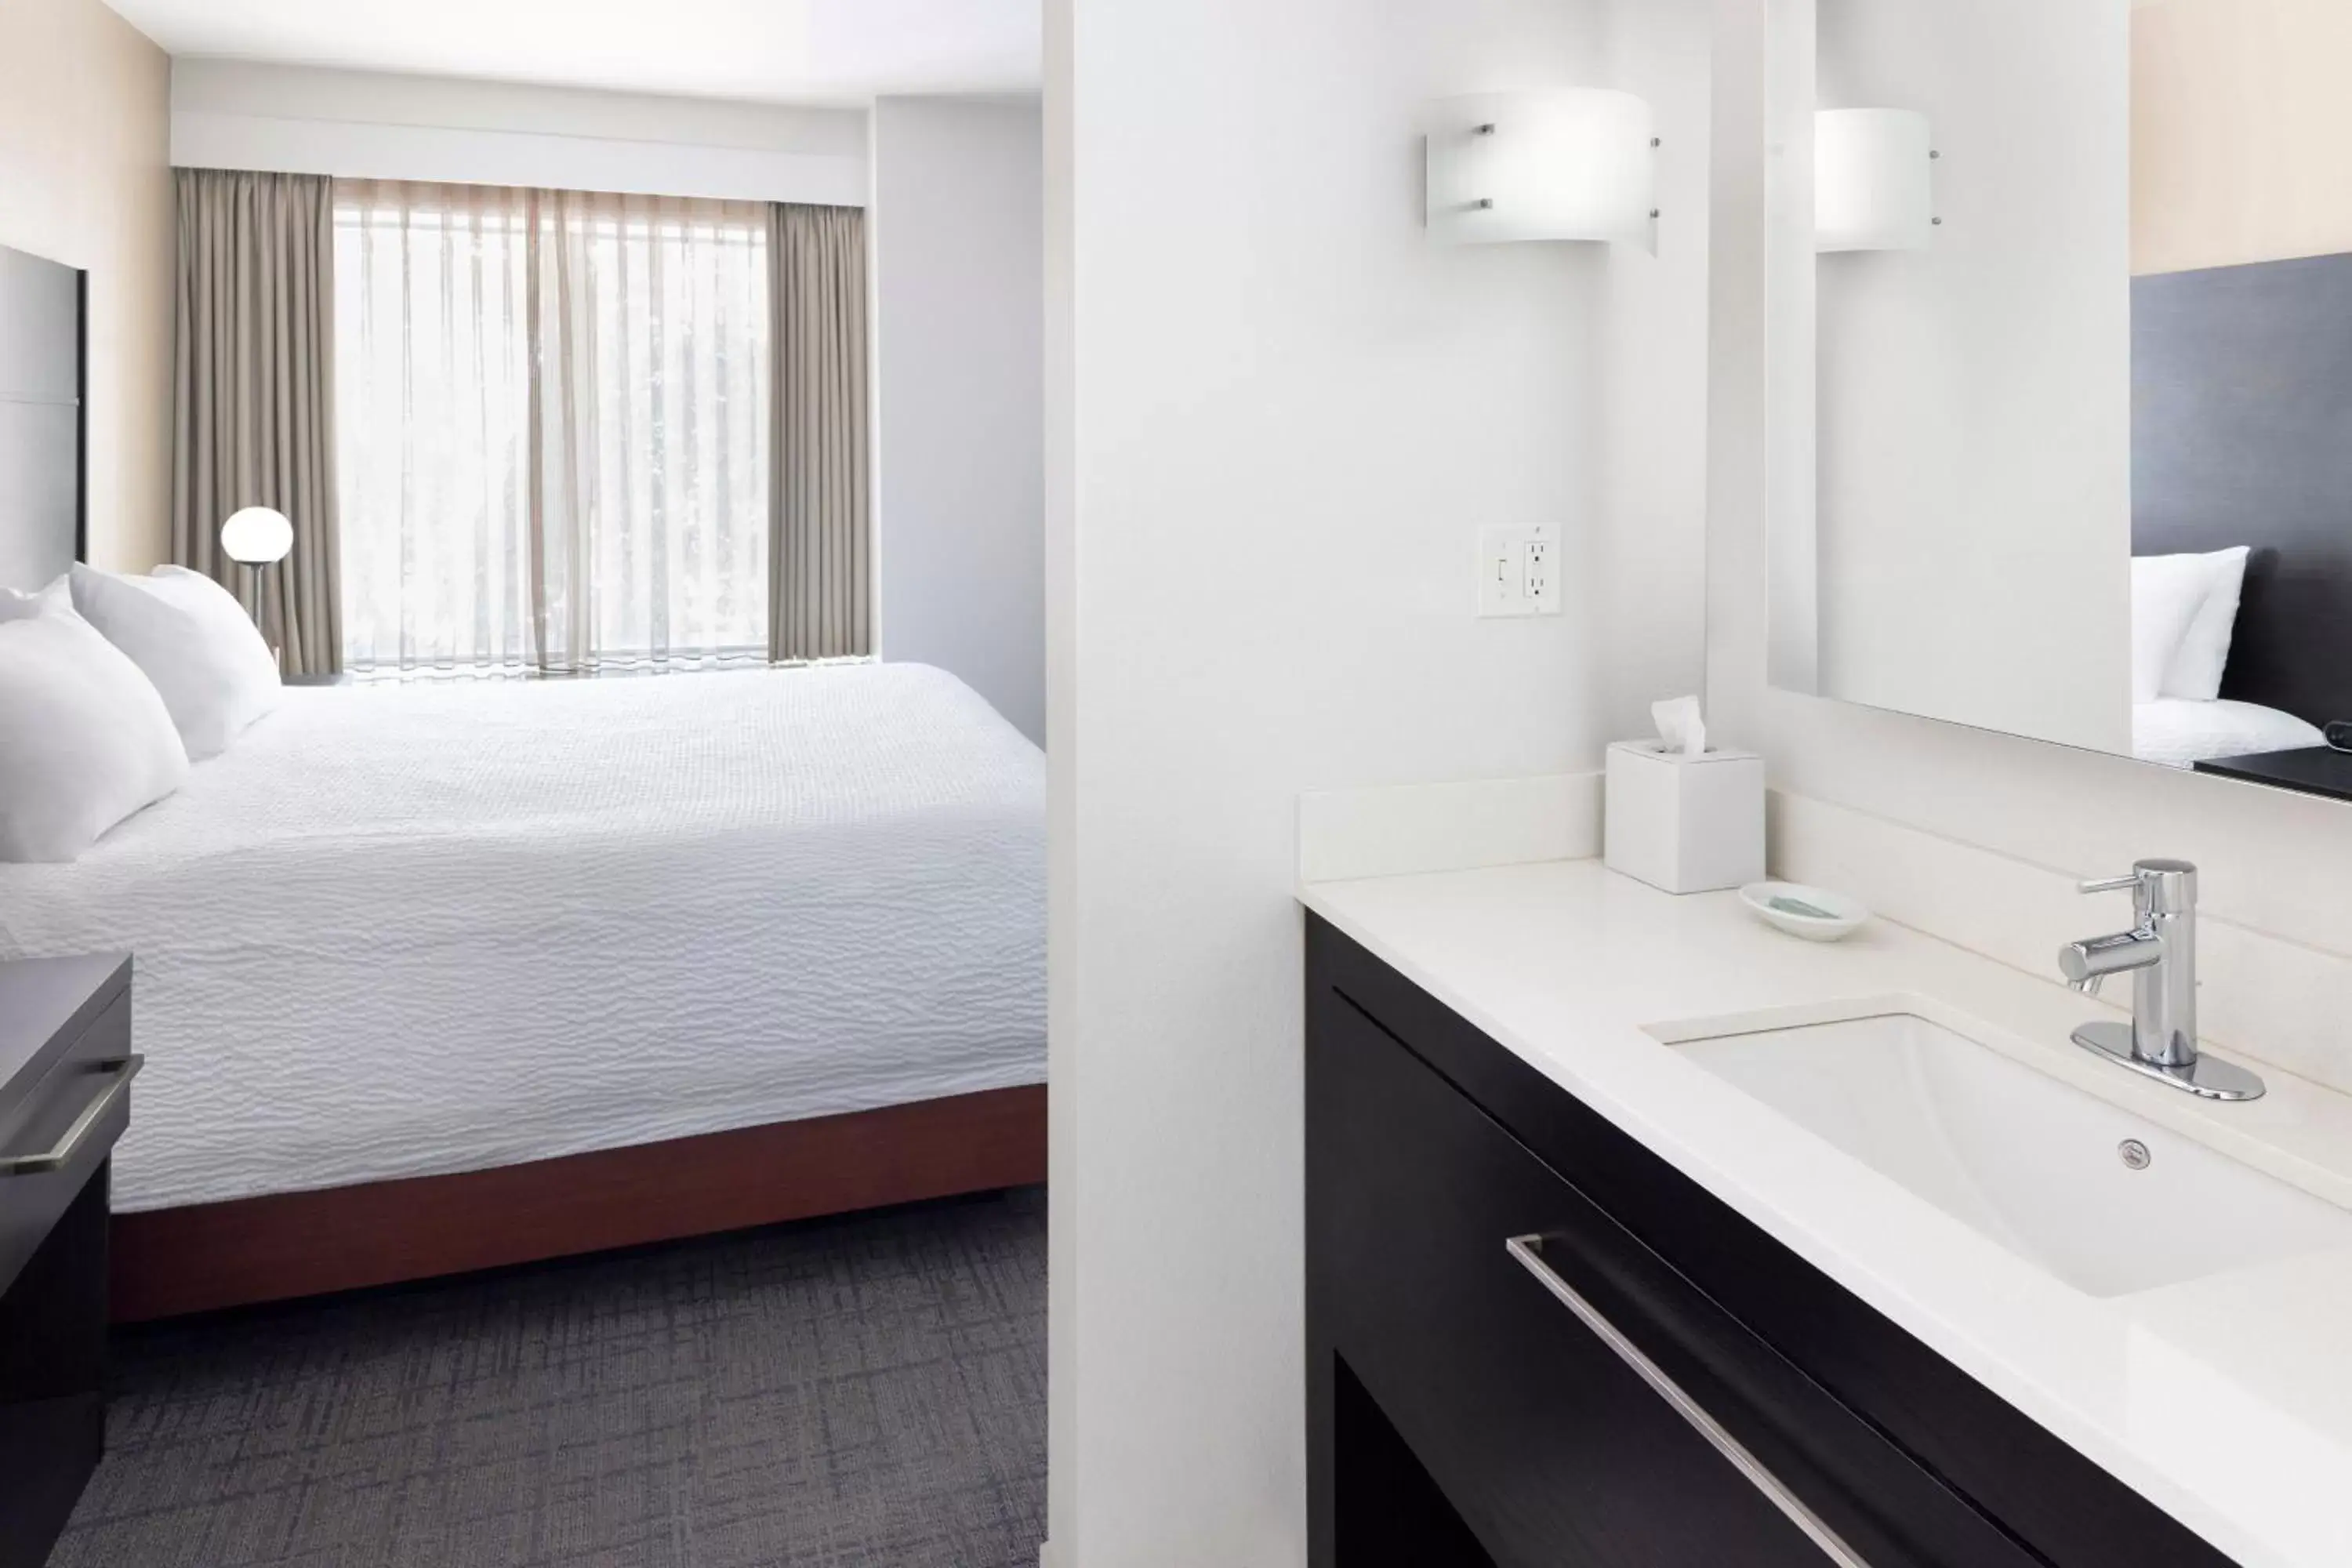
top-left (1739, 882), bottom-right (1869, 942)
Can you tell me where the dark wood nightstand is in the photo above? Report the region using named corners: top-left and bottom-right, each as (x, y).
top-left (0, 954), bottom-right (136, 1568)
top-left (2193, 744), bottom-right (2352, 803)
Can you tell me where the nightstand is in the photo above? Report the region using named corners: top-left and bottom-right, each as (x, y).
top-left (282, 671), bottom-right (351, 687)
top-left (2193, 745), bottom-right (2352, 804)
top-left (0, 954), bottom-right (136, 1568)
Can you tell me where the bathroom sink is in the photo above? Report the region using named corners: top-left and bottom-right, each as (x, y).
top-left (1663, 1011), bottom-right (2352, 1297)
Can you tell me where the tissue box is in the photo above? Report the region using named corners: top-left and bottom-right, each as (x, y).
top-left (1603, 742), bottom-right (1766, 895)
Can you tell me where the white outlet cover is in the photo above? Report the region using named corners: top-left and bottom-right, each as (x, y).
top-left (1523, 535), bottom-right (1560, 615)
top-left (1477, 524), bottom-right (1558, 617)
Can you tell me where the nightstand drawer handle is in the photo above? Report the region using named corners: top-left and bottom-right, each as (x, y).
top-left (1505, 1233), bottom-right (1873, 1568)
top-left (0, 1055), bottom-right (143, 1178)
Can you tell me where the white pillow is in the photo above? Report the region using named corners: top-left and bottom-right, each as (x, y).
top-left (68, 563), bottom-right (281, 760)
top-left (0, 576), bottom-right (72, 622)
top-left (2130, 554), bottom-right (2212, 706)
top-left (2155, 546), bottom-right (2251, 702)
top-left (0, 592), bottom-right (191, 862)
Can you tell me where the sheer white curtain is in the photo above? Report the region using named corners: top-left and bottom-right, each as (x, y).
top-left (335, 182), bottom-right (771, 675)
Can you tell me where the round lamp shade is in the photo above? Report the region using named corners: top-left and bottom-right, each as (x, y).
top-left (220, 506), bottom-right (294, 565)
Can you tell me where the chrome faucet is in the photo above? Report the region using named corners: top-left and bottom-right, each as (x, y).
top-left (2058, 859), bottom-right (2263, 1102)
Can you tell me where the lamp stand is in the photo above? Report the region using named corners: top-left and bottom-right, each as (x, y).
top-left (239, 561), bottom-right (281, 672)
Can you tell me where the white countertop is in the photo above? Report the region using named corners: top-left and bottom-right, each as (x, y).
top-left (1301, 858), bottom-right (2352, 1568)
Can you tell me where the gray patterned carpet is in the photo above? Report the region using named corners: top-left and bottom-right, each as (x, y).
top-left (52, 1190), bottom-right (1047, 1568)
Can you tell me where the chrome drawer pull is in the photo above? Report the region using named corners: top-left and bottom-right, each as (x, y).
top-left (1505, 1233), bottom-right (1873, 1568)
top-left (0, 1055), bottom-right (143, 1178)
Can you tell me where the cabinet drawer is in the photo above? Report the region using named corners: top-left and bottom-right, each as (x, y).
top-left (1309, 987), bottom-right (2038, 1568)
top-left (0, 993), bottom-right (136, 1298)
top-left (0, 1159), bottom-right (110, 1568)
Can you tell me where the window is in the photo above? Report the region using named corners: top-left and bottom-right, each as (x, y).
top-left (334, 182), bottom-right (771, 676)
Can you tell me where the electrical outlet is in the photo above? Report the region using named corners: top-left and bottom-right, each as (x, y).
top-left (1476, 525), bottom-right (1560, 617)
top-left (1523, 536), bottom-right (1556, 613)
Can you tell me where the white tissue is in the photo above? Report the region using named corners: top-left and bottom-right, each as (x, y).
top-left (1652, 695), bottom-right (1706, 757)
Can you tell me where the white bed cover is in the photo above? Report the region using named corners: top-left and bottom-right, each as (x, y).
top-left (2132, 696), bottom-right (2326, 768)
top-left (0, 663), bottom-right (1045, 1211)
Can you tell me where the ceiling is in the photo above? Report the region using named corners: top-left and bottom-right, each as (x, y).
top-left (102, 0), bottom-right (1041, 105)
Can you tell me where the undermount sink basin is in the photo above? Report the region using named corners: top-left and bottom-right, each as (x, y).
top-left (1661, 1009), bottom-right (2352, 1297)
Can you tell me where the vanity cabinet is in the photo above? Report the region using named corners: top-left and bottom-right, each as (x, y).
top-left (1305, 916), bottom-right (2237, 1568)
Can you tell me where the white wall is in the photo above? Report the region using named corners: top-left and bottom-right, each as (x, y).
top-left (1782, 0), bottom-right (2133, 755)
top-left (170, 60), bottom-right (867, 206)
top-left (2134, 0), bottom-right (2352, 275)
top-left (1714, 0), bottom-right (2352, 1093)
top-left (871, 96), bottom-right (1046, 744)
top-left (1046, 0), bottom-right (1711, 1559)
top-left (0, 0), bottom-right (172, 571)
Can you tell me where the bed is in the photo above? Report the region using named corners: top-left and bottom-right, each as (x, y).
top-left (1, 238), bottom-right (1044, 1319)
top-left (0, 664), bottom-right (1046, 1317)
top-left (2131, 251), bottom-right (2352, 771)
top-left (2132, 695), bottom-right (2323, 768)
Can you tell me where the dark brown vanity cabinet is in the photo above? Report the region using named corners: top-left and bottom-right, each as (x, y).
top-left (1305, 915), bottom-right (2238, 1568)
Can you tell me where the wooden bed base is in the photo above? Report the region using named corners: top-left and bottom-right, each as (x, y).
top-left (107, 1085), bottom-right (1047, 1323)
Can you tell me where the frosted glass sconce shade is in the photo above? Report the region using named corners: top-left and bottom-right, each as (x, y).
top-left (1425, 89), bottom-right (1657, 246)
top-left (1815, 109), bottom-right (1935, 252)
top-left (220, 506), bottom-right (294, 564)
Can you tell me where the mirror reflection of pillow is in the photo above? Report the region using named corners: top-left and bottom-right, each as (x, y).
top-left (67, 563), bottom-right (281, 760)
top-left (2129, 554), bottom-right (2214, 706)
top-left (2155, 546), bottom-right (2250, 702)
top-left (0, 588), bottom-right (191, 862)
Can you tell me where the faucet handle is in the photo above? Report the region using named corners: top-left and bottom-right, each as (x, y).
top-left (2078, 859), bottom-right (2198, 915)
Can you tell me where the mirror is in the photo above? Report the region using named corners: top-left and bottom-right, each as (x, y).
top-left (1767, 0), bottom-right (2352, 802)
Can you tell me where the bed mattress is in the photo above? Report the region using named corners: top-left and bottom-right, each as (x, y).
top-left (0, 663), bottom-right (1045, 1211)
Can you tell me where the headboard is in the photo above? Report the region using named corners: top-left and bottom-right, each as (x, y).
top-left (0, 241), bottom-right (85, 593)
top-left (2133, 251), bottom-right (2352, 730)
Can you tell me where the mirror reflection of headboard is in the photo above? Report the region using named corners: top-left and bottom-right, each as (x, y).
top-left (0, 241), bottom-right (85, 593)
top-left (2132, 252), bottom-right (2352, 731)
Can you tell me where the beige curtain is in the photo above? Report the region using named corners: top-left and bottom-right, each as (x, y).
top-left (172, 169), bottom-right (341, 675)
top-left (768, 204), bottom-right (872, 661)
top-left (335, 182), bottom-right (771, 675)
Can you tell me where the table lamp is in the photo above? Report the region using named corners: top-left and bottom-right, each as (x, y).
top-left (220, 506), bottom-right (293, 665)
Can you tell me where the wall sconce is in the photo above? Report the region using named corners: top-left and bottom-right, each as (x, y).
top-left (1814, 108), bottom-right (1936, 252)
top-left (1425, 90), bottom-right (1657, 248)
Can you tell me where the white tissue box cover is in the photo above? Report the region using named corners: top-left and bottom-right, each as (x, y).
top-left (1603, 741), bottom-right (1765, 895)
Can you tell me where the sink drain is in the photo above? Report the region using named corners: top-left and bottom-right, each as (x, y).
top-left (2118, 1139), bottom-right (2152, 1171)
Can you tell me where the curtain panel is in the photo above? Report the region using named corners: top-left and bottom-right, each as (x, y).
top-left (768, 204), bottom-right (873, 661)
top-left (172, 169), bottom-right (342, 675)
top-left (334, 182), bottom-right (772, 676)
